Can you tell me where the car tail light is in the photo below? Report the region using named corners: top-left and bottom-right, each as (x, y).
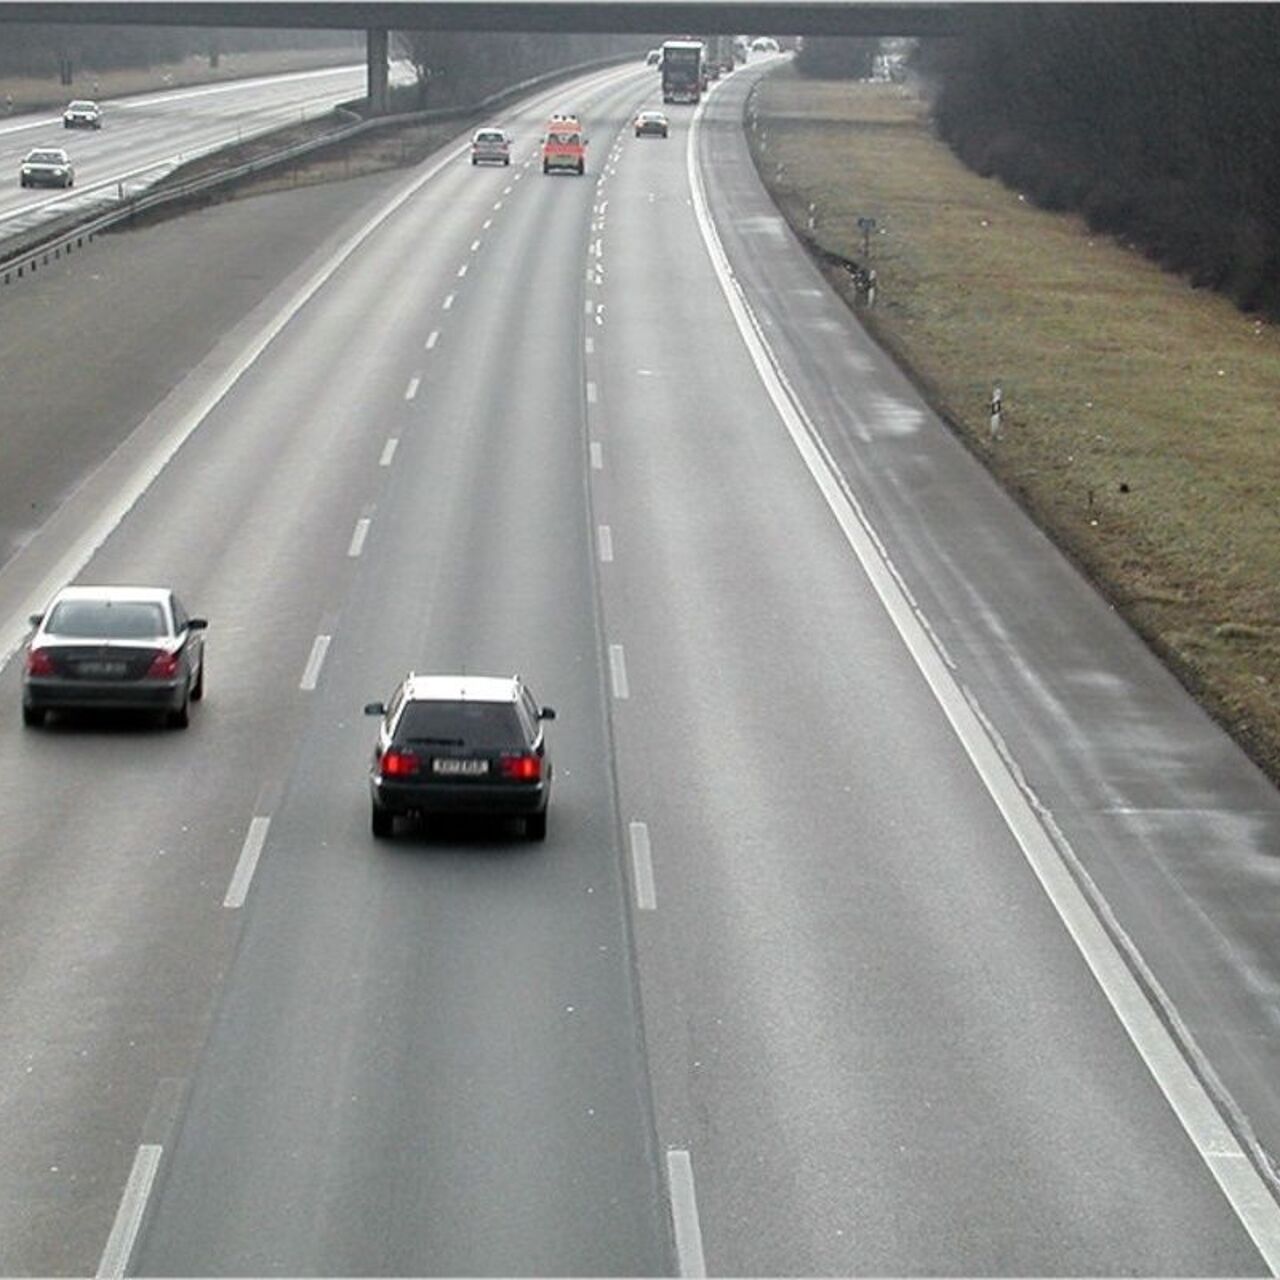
top-left (380, 749), bottom-right (420, 777)
top-left (25, 648), bottom-right (54, 676)
top-left (145, 650), bottom-right (181, 679)
top-left (499, 753), bottom-right (541, 782)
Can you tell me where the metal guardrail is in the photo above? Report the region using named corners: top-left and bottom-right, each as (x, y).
top-left (0, 53), bottom-right (631, 287)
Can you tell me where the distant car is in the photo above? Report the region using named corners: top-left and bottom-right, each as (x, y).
top-left (364, 674), bottom-right (555, 840)
top-left (19, 147), bottom-right (74, 189)
top-left (646, 48), bottom-right (662, 66)
top-left (751, 36), bottom-right (781, 52)
top-left (471, 126), bottom-right (511, 166)
top-left (63, 99), bottom-right (101, 129)
top-left (23, 585), bottom-right (207, 729)
top-left (634, 110), bottom-right (670, 138)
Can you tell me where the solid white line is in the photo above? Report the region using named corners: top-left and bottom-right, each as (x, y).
top-left (425, 330), bottom-right (439, 350)
top-left (223, 816), bottom-right (271, 910)
top-left (379, 437), bottom-right (398, 467)
top-left (688, 94), bottom-right (1280, 1274)
top-left (608, 644), bottom-right (629, 700)
top-left (347, 517), bottom-right (371, 558)
top-left (597, 524), bottom-right (613, 562)
top-left (456, 263), bottom-right (468, 278)
top-left (443, 293), bottom-right (455, 310)
top-left (96, 1143), bottom-right (162, 1279)
top-left (586, 381), bottom-right (598, 404)
top-left (629, 821), bottom-right (656, 910)
top-left (299, 634), bottom-right (331, 691)
top-left (470, 238), bottom-right (481, 252)
top-left (404, 376), bottom-right (420, 401)
top-left (666, 1149), bottom-right (707, 1277)
top-left (590, 441), bottom-right (603, 470)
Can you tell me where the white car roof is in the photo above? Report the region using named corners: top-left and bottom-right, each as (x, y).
top-left (403, 674), bottom-right (521, 704)
top-left (50, 585), bottom-right (173, 605)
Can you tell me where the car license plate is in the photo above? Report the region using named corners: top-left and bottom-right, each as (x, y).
top-left (433, 758), bottom-right (488, 776)
top-left (78, 661), bottom-right (126, 677)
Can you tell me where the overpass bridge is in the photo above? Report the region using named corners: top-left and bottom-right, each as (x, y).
top-left (0, 1), bottom-right (962, 111)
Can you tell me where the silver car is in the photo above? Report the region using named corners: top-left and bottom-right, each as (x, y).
top-left (470, 127), bottom-right (511, 166)
top-left (19, 147), bottom-right (74, 188)
top-left (63, 100), bottom-right (102, 129)
top-left (23, 585), bottom-right (207, 729)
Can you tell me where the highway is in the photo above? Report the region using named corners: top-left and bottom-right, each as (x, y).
top-left (0, 54), bottom-right (1278, 1276)
top-left (0, 62), bottom-right (381, 241)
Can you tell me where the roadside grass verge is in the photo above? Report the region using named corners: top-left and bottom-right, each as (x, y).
top-left (749, 68), bottom-right (1280, 784)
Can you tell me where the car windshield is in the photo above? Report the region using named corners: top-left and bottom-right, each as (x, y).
top-left (45, 600), bottom-right (167, 638)
top-left (29, 152), bottom-right (63, 163)
top-left (547, 132), bottom-right (578, 145)
top-left (68, 101), bottom-right (94, 110)
top-left (397, 700), bottom-right (523, 749)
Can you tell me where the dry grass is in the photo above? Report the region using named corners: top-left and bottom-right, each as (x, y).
top-left (750, 69), bottom-right (1280, 783)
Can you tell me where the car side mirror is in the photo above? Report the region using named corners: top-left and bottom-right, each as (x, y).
top-left (540, 707), bottom-right (556, 721)
top-left (187, 618), bottom-right (208, 630)
top-left (364, 702), bottom-right (386, 716)
top-left (28, 613), bottom-right (43, 627)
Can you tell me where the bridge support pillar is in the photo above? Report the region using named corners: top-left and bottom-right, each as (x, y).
top-left (367, 27), bottom-right (389, 115)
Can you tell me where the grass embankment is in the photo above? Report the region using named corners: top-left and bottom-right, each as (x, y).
top-left (0, 47), bottom-right (360, 115)
top-left (749, 68), bottom-right (1280, 784)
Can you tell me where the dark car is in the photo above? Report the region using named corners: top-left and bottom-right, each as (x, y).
top-left (364, 674), bottom-right (555, 840)
top-left (634, 110), bottom-right (670, 139)
top-left (19, 147), bottom-right (74, 189)
top-left (23, 585), bottom-right (207, 729)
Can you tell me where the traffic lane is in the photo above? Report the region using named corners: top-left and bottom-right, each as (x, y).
top-left (133, 78), bottom-right (667, 1273)
top-left (0, 121), bottom-right (553, 1271)
top-left (594, 106), bottom-right (1267, 1272)
top-left (0, 174), bottom-right (404, 569)
top-left (700, 66), bottom-right (1280, 1171)
top-left (0, 66), bottom-right (369, 222)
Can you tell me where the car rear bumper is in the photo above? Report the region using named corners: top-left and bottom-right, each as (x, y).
top-left (24, 677), bottom-right (186, 712)
top-left (372, 777), bottom-right (548, 817)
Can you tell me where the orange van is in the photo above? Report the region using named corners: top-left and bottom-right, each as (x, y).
top-left (542, 117), bottom-right (586, 175)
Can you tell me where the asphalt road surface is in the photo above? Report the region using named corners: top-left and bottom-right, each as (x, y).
top-left (0, 56), bottom-right (1278, 1276)
top-left (0, 63), bottom-right (379, 241)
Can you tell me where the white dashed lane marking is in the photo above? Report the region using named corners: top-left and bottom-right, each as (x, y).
top-left (223, 816), bottom-right (271, 910)
top-left (628, 821), bottom-right (656, 910)
top-left (597, 524), bottom-right (613, 562)
top-left (608, 644), bottom-right (629, 699)
top-left (299, 635), bottom-right (331, 691)
top-left (348, 518), bottom-right (371, 558)
top-left (404, 377), bottom-right (420, 401)
top-left (380, 438), bottom-right (398, 467)
top-left (590, 442), bottom-right (603, 470)
top-left (425, 331), bottom-right (439, 350)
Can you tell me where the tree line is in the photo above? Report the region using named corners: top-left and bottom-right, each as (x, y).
top-left (0, 24), bottom-right (357, 75)
top-left (390, 30), bottom-right (645, 111)
top-left (914, 4), bottom-right (1280, 315)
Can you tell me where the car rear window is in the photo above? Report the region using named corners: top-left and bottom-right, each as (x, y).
top-left (45, 600), bottom-right (167, 639)
top-left (397, 700), bottom-right (524, 749)
top-left (476, 131), bottom-right (504, 142)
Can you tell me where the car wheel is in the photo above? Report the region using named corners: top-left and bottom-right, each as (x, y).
top-left (504, 157), bottom-right (510, 165)
top-left (168, 695), bottom-right (190, 729)
top-left (542, 162), bottom-right (550, 174)
top-left (372, 804), bottom-right (394, 838)
top-left (22, 703), bottom-right (44, 728)
top-left (191, 658), bottom-right (204, 702)
top-left (578, 162), bottom-right (585, 175)
top-left (471, 156), bottom-right (477, 165)
top-left (526, 810), bottom-right (547, 842)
